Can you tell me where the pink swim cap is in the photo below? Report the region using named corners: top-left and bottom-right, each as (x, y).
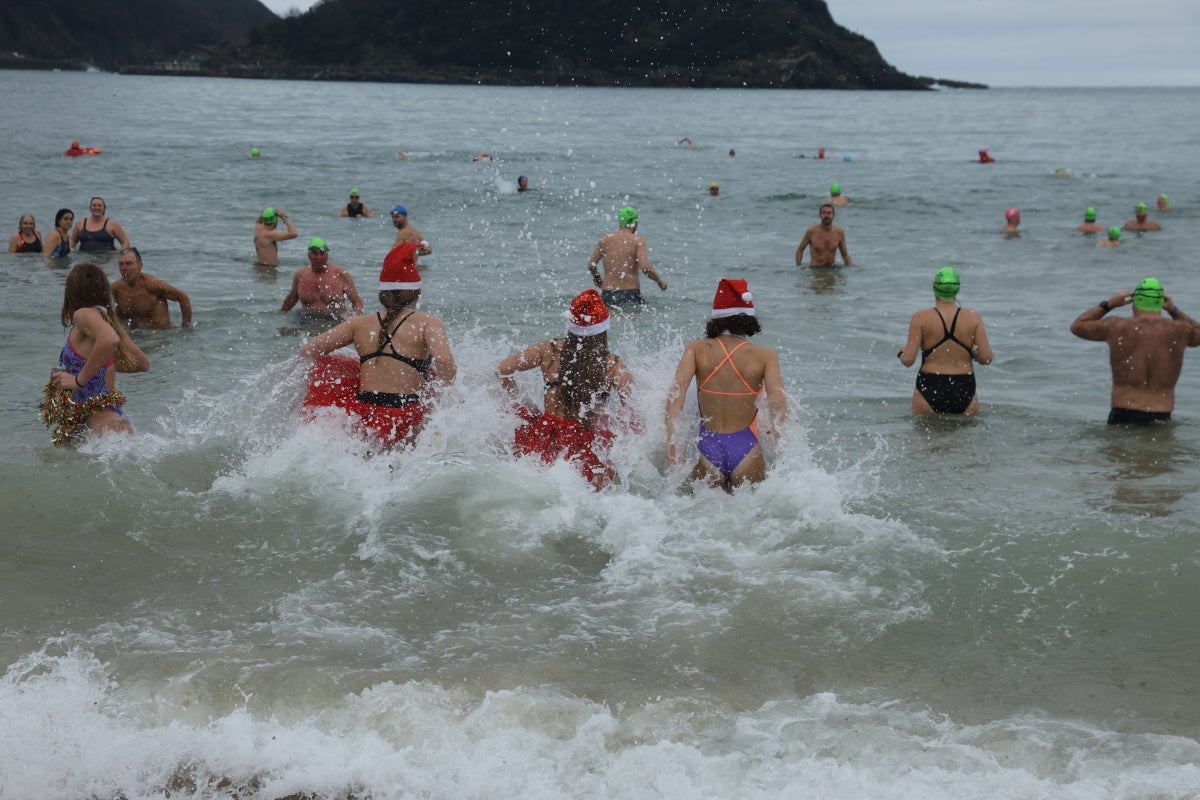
top-left (1004, 207), bottom-right (1019, 222)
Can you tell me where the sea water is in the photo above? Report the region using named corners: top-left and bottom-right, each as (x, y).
top-left (1, 71), bottom-right (1199, 799)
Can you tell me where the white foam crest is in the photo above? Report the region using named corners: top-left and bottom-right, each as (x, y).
top-left (4, 650), bottom-right (1199, 800)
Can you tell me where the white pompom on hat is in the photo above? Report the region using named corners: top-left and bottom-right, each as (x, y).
top-left (711, 278), bottom-right (755, 318)
top-left (379, 242), bottom-right (423, 291)
top-left (564, 288), bottom-right (611, 336)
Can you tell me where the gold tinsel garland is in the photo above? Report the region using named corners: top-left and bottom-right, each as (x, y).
top-left (39, 381), bottom-right (126, 445)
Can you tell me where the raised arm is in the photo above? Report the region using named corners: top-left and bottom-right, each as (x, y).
top-left (1164, 294), bottom-right (1200, 347)
top-left (1070, 290), bottom-right (1131, 341)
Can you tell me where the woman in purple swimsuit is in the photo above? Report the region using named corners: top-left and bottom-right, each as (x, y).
top-left (47, 262), bottom-right (150, 440)
top-left (666, 278), bottom-right (789, 492)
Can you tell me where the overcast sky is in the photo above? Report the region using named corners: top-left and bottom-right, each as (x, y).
top-left (256, 0), bottom-right (1200, 88)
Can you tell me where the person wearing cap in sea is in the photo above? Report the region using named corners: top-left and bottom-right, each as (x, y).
top-left (254, 206), bottom-right (297, 267)
top-left (339, 188), bottom-right (373, 218)
top-left (708, 182), bottom-right (720, 197)
top-left (587, 205), bottom-right (668, 307)
top-left (1123, 202), bottom-right (1162, 232)
top-left (298, 241), bottom-right (457, 448)
top-left (496, 289), bottom-right (635, 491)
top-left (1002, 207), bottom-right (1021, 237)
top-left (280, 236), bottom-right (363, 320)
top-left (1075, 207), bottom-right (1105, 235)
top-left (1097, 227), bottom-right (1122, 248)
top-left (1156, 194), bottom-right (1170, 212)
top-left (795, 203), bottom-right (852, 267)
top-left (897, 267), bottom-right (993, 416)
top-left (666, 278), bottom-right (789, 492)
top-left (1070, 278), bottom-right (1200, 425)
top-left (390, 204), bottom-right (431, 252)
top-left (826, 182), bottom-right (849, 207)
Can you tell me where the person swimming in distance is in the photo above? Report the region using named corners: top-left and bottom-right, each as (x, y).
top-left (1124, 203), bottom-right (1162, 232)
top-left (665, 279), bottom-right (788, 492)
top-left (1003, 207), bottom-right (1021, 237)
top-left (677, 136), bottom-right (696, 148)
top-left (897, 267), bottom-right (993, 416)
top-left (1075, 207), bottom-right (1105, 234)
top-left (1098, 227), bottom-right (1122, 248)
top-left (827, 182), bottom-right (849, 206)
top-left (517, 176), bottom-right (529, 193)
top-left (978, 149), bottom-right (994, 163)
top-left (1156, 194), bottom-right (1170, 212)
top-left (339, 188), bottom-right (373, 217)
top-left (709, 183), bottom-right (720, 197)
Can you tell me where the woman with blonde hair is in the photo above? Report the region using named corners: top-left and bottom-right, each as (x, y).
top-left (8, 213), bottom-right (43, 253)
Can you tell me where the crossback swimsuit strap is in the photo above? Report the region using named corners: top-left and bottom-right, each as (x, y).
top-left (544, 339), bottom-right (564, 390)
top-left (698, 339), bottom-right (757, 396)
top-left (359, 312), bottom-right (433, 376)
top-left (920, 308), bottom-right (972, 362)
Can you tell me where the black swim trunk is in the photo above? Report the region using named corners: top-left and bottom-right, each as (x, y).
top-left (601, 289), bottom-right (643, 306)
top-left (357, 390), bottom-right (421, 408)
top-left (915, 372), bottom-right (976, 414)
top-left (1107, 407), bottom-right (1172, 425)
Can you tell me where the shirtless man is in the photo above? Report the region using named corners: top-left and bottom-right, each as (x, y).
top-left (1075, 207), bottom-right (1105, 234)
top-left (1098, 227), bottom-right (1122, 248)
top-left (390, 205), bottom-right (431, 253)
top-left (898, 267), bottom-right (993, 415)
top-left (587, 206), bottom-right (668, 306)
top-left (112, 247), bottom-right (192, 329)
top-left (795, 204), bottom-right (852, 267)
top-left (827, 182), bottom-right (850, 206)
top-left (71, 196), bottom-right (130, 253)
top-left (339, 188), bottom-right (373, 217)
top-left (280, 237), bottom-right (364, 318)
top-left (254, 206), bottom-right (297, 266)
top-left (1070, 279), bottom-right (1200, 424)
top-left (1123, 203), bottom-right (1162, 232)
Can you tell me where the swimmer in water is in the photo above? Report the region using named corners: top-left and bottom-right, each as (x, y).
top-left (1157, 194), bottom-right (1170, 212)
top-left (1123, 203), bottom-right (1162, 232)
top-left (827, 182), bottom-right (849, 206)
top-left (978, 149), bottom-right (994, 163)
top-left (1098, 227), bottom-right (1122, 248)
top-left (709, 183), bottom-right (719, 197)
top-left (1003, 208), bottom-right (1021, 237)
top-left (587, 206), bottom-right (668, 306)
top-left (795, 204), bottom-right (851, 267)
top-left (280, 237), bottom-right (364, 319)
top-left (339, 188), bottom-right (373, 218)
top-left (1075, 207), bottom-right (1105, 234)
top-left (254, 206), bottom-right (297, 267)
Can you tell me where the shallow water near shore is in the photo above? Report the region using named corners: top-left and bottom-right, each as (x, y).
top-left (2, 72), bottom-right (1200, 798)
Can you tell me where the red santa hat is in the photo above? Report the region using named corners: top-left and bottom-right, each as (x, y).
top-left (564, 288), bottom-right (610, 336)
top-left (379, 242), bottom-right (423, 291)
top-left (711, 278), bottom-right (755, 318)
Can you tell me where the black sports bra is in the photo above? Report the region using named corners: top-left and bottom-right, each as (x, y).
top-left (921, 308), bottom-right (973, 362)
top-left (360, 312), bottom-right (433, 376)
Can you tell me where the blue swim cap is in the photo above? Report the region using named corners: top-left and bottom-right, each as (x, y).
top-left (843, 154), bottom-right (851, 162)
top-left (391, 205), bottom-right (407, 215)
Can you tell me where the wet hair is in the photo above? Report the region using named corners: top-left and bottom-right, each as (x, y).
top-left (90, 196), bottom-right (106, 211)
top-left (378, 289), bottom-right (421, 331)
top-left (559, 331), bottom-right (611, 426)
top-left (819, 203), bottom-right (835, 214)
top-left (55, 208), bottom-right (74, 227)
top-left (61, 263), bottom-right (139, 369)
top-left (705, 314), bottom-right (761, 339)
top-left (118, 246), bottom-right (142, 263)
top-left (18, 213), bottom-right (35, 228)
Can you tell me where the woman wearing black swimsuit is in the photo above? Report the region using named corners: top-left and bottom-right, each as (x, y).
top-left (897, 267), bottom-right (993, 415)
top-left (8, 213), bottom-right (43, 253)
top-left (299, 242), bottom-right (456, 446)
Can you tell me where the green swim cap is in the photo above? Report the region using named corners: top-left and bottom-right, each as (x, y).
top-left (250, 147), bottom-right (260, 157)
top-left (307, 236), bottom-right (329, 252)
top-left (1107, 226), bottom-right (1121, 241)
top-left (830, 182), bottom-right (841, 196)
top-left (618, 206), bottom-right (638, 227)
top-left (261, 206), bottom-right (277, 223)
top-left (933, 267), bottom-right (960, 300)
top-left (1135, 202), bottom-right (1148, 213)
top-left (1160, 194), bottom-right (1170, 204)
top-left (350, 187), bottom-right (360, 196)
top-left (1132, 277), bottom-right (1164, 311)
top-left (1085, 207), bottom-right (1097, 221)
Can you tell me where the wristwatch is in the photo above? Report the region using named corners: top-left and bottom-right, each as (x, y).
top-left (1099, 300), bottom-right (1111, 312)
